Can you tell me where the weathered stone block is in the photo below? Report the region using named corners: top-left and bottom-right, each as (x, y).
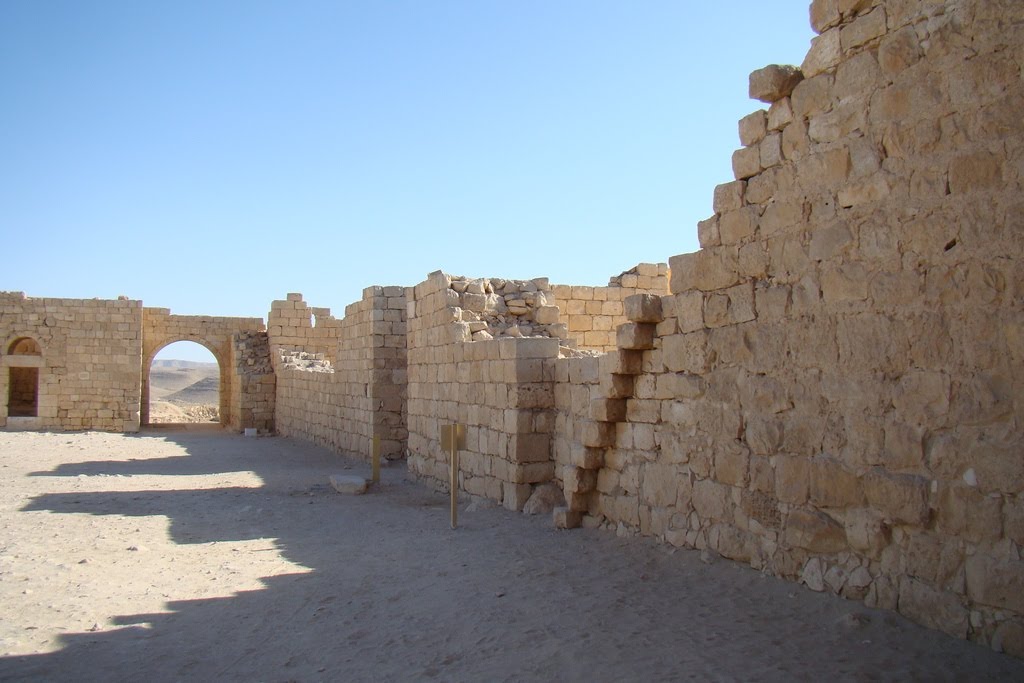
top-left (329, 474), bottom-right (368, 495)
top-left (863, 468), bottom-right (929, 525)
top-left (732, 146), bottom-right (762, 180)
top-left (692, 479), bottom-right (733, 522)
top-left (809, 456), bottom-right (863, 508)
top-left (662, 332), bottom-right (712, 374)
top-left (949, 152), bottom-right (1004, 194)
top-left (791, 74), bottom-right (835, 117)
top-left (843, 508), bottom-right (890, 558)
top-left (590, 398), bottom-right (626, 423)
top-left (775, 455), bottom-right (809, 504)
top-left (669, 249), bottom-right (741, 293)
top-left (719, 207), bottom-right (758, 245)
top-left (624, 294), bottom-right (664, 324)
top-left (785, 509), bottom-right (847, 553)
top-left (616, 323), bottom-right (655, 350)
top-left (712, 180), bottom-right (746, 214)
top-left (840, 7), bottom-right (887, 52)
top-left (749, 64), bottom-right (804, 103)
top-left (802, 28), bottom-right (841, 78)
top-left (580, 420), bottom-right (616, 448)
top-left (697, 216), bottom-right (721, 249)
top-left (966, 554), bottom-right (1024, 614)
top-left (809, 0), bottom-right (840, 34)
top-left (739, 110), bottom-right (768, 147)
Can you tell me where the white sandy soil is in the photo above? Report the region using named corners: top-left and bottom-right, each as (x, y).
top-left (1, 429), bottom-right (1022, 682)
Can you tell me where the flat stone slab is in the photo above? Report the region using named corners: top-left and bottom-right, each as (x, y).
top-left (329, 474), bottom-right (368, 495)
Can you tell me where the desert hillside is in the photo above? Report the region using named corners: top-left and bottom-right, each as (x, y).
top-left (149, 360), bottom-right (219, 423)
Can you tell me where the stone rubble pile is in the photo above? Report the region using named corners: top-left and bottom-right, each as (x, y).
top-left (446, 275), bottom-right (569, 342)
top-left (278, 350), bottom-right (332, 372)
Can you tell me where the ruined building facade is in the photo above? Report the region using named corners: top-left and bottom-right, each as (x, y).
top-left (2, 0), bottom-right (1022, 656)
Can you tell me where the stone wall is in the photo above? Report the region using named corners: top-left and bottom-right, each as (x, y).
top-left (231, 331), bottom-right (276, 433)
top-left (568, 0), bottom-right (1024, 655)
top-left (0, 292), bottom-right (143, 431)
top-left (270, 289), bottom-right (407, 460)
top-left (551, 263), bottom-right (670, 352)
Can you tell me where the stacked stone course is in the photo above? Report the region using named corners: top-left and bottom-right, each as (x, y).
top-left (551, 263), bottom-right (670, 352)
top-left (0, 292), bottom-right (143, 432)
top-left (270, 288), bottom-right (407, 460)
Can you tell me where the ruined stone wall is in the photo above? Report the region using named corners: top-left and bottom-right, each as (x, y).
top-left (572, 0), bottom-right (1024, 655)
top-left (406, 271), bottom-right (560, 510)
top-left (267, 293), bottom-right (344, 364)
top-left (270, 289), bottom-right (407, 460)
top-left (142, 308), bottom-right (265, 429)
top-left (551, 263), bottom-right (670, 352)
top-left (0, 292), bottom-right (143, 431)
top-left (231, 331), bottom-right (275, 433)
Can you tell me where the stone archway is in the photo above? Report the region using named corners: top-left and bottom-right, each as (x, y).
top-left (142, 338), bottom-right (227, 426)
top-left (141, 308), bottom-right (266, 430)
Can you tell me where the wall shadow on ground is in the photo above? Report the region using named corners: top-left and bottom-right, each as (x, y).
top-left (2, 431), bottom-right (1023, 682)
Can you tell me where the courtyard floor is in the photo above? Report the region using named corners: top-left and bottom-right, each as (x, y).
top-left (0, 429), bottom-right (1021, 682)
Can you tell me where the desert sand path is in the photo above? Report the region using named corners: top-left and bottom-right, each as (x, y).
top-left (1, 429), bottom-right (1021, 682)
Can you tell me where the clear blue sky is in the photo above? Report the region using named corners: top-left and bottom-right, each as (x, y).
top-left (2, 2), bottom-right (812, 360)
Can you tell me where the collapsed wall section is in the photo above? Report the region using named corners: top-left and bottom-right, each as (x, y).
top-left (269, 288), bottom-right (407, 460)
top-left (406, 271), bottom-right (561, 510)
top-left (575, 0), bottom-right (1024, 655)
top-left (0, 292), bottom-right (143, 432)
top-left (231, 331), bottom-right (275, 433)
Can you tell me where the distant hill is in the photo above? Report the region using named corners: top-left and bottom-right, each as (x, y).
top-left (165, 376), bottom-right (220, 405)
top-left (149, 359), bottom-right (221, 423)
top-left (149, 361), bottom-right (220, 399)
top-left (152, 359), bottom-right (218, 370)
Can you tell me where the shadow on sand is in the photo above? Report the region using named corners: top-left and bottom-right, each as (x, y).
top-left (2, 429), bottom-right (1023, 682)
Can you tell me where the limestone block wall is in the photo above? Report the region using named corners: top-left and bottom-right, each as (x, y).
top-left (551, 263), bottom-right (670, 352)
top-left (231, 331), bottom-right (275, 433)
top-left (142, 308), bottom-right (265, 429)
top-left (0, 292), bottom-right (143, 431)
top-left (267, 292), bottom-right (344, 363)
top-left (270, 288), bottom-right (407, 460)
top-left (407, 271), bottom-right (560, 510)
top-left (551, 351), bottom-right (603, 514)
top-left (575, 0), bottom-right (1024, 654)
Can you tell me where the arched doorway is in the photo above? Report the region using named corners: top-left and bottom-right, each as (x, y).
top-left (7, 337), bottom-right (42, 418)
top-left (146, 341), bottom-right (223, 425)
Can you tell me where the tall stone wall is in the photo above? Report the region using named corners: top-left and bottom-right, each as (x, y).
top-left (570, 0), bottom-right (1024, 655)
top-left (0, 292), bottom-right (143, 432)
top-left (551, 263), bottom-right (670, 352)
top-left (270, 288), bottom-right (408, 460)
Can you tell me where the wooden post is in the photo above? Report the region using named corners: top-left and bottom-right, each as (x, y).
top-left (371, 435), bottom-right (381, 485)
top-left (441, 423), bottom-right (466, 529)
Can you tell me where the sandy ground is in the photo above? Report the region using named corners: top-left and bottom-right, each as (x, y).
top-left (0, 430), bottom-right (1022, 682)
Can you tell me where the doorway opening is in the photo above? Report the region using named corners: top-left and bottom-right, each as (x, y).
top-left (7, 337), bottom-right (42, 418)
top-left (148, 341), bottom-right (221, 424)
